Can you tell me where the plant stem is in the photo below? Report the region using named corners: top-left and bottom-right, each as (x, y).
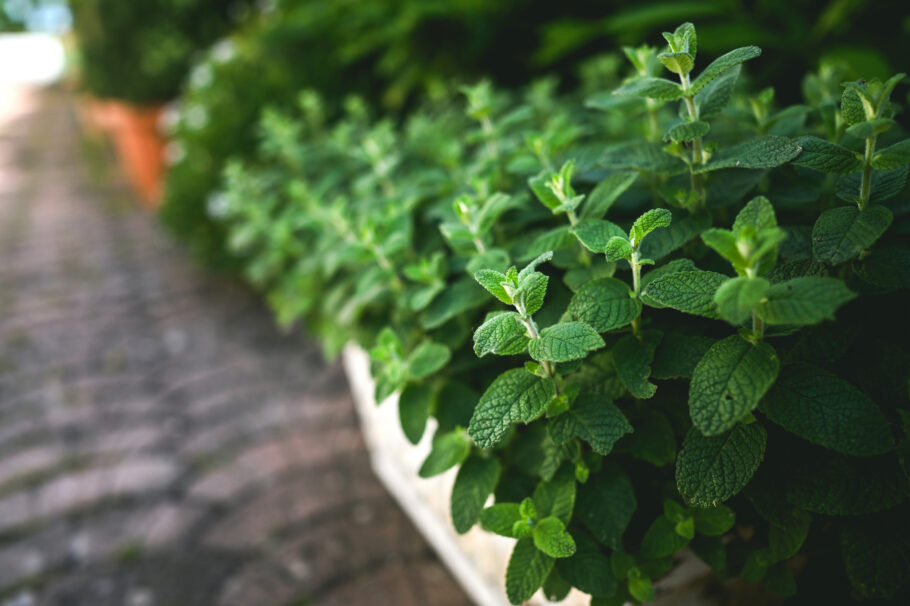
top-left (859, 135), bottom-right (877, 209)
top-left (521, 313), bottom-right (556, 381)
top-left (630, 249), bottom-right (643, 338)
top-left (679, 75), bottom-right (706, 208)
top-left (751, 309), bottom-right (764, 342)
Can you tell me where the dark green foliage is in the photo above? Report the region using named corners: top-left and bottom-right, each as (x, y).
top-left (212, 21), bottom-right (909, 606)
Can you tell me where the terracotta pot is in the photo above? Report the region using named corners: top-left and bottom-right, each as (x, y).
top-left (107, 101), bottom-right (166, 209)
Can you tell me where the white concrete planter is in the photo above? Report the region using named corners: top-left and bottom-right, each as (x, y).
top-left (343, 344), bottom-right (711, 606)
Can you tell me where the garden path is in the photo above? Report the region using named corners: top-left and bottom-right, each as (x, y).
top-left (0, 86), bottom-right (469, 606)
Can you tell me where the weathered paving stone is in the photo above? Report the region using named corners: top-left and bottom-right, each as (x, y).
top-left (0, 88), bottom-right (470, 605)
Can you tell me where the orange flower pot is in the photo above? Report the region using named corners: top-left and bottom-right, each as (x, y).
top-left (107, 102), bottom-right (166, 209)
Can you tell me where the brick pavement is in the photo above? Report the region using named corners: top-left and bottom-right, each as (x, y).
top-left (0, 86), bottom-right (470, 606)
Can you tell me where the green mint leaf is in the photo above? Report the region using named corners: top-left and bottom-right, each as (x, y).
top-left (844, 118), bottom-right (896, 140)
top-left (639, 212), bottom-right (711, 261)
top-left (480, 502), bottom-right (522, 537)
top-left (835, 165), bottom-right (908, 204)
top-left (630, 208), bottom-right (673, 245)
top-left (841, 86), bottom-right (866, 125)
top-left (518, 251), bottom-right (554, 281)
top-left (663, 120), bottom-right (710, 143)
top-left (659, 51), bottom-right (694, 75)
top-left (421, 278), bottom-right (488, 329)
top-left (732, 195), bottom-right (778, 232)
top-left (690, 46), bottom-right (761, 94)
top-left (477, 193), bottom-right (521, 233)
top-left (529, 322), bottom-right (605, 362)
top-left (419, 430), bottom-right (471, 478)
top-left (812, 204), bottom-right (893, 264)
top-left (641, 515), bottom-right (690, 559)
top-left (641, 270), bottom-right (728, 319)
top-left (548, 392), bottom-right (633, 455)
top-left (408, 341), bottom-right (451, 379)
top-left (534, 516), bottom-right (577, 558)
top-left (689, 336), bottom-right (779, 436)
top-left (468, 369), bottom-right (555, 448)
top-left (628, 573), bottom-right (655, 603)
top-left (855, 246), bottom-right (910, 289)
top-left (473, 312), bottom-right (529, 357)
top-left (640, 258), bottom-right (698, 291)
top-left (692, 504), bottom-right (736, 536)
top-left (523, 226), bottom-right (575, 261)
top-left (756, 277), bottom-right (855, 325)
top-left (466, 248), bottom-right (511, 275)
top-left (696, 63), bottom-right (740, 119)
top-left (506, 537), bottom-right (554, 605)
top-left (628, 410), bottom-right (677, 467)
top-left (676, 423), bottom-right (767, 506)
top-left (451, 455), bottom-right (501, 533)
top-left (768, 509), bottom-right (812, 561)
top-left (791, 136), bottom-right (863, 174)
top-left (701, 228), bottom-right (747, 268)
top-left (474, 268), bottom-right (513, 304)
top-left (568, 277), bottom-right (640, 332)
top-left (760, 364), bottom-right (893, 456)
top-left (577, 463), bottom-right (636, 549)
top-left (529, 171), bottom-right (562, 210)
top-left (612, 76), bottom-right (684, 100)
top-left (542, 568), bottom-right (572, 602)
top-left (519, 496), bottom-right (538, 520)
top-left (713, 276), bottom-right (770, 325)
top-left (663, 22), bottom-right (697, 56)
top-left (516, 271), bottom-right (549, 315)
top-left (694, 136), bottom-right (801, 173)
top-left (652, 332), bottom-right (716, 380)
top-left (871, 138), bottom-right (910, 170)
top-left (532, 469), bottom-right (576, 524)
top-left (581, 172), bottom-right (638, 219)
top-left (398, 382), bottom-right (432, 445)
top-left (613, 333), bottom-right (661, 399)
top-left (572, 218), bottom-right (627, 253)
top-left (555, 532), bottom-right (617, 597)
top-left (600, 140), bottom-right (688, 174)
top-left (604, 236), bottom-right (634, 261)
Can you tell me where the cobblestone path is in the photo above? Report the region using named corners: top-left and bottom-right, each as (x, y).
top-left (0, 87), bottom-right (469, 606)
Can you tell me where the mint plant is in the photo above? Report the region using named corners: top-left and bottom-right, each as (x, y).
top-left (216, 21), bottom-right (910, 605)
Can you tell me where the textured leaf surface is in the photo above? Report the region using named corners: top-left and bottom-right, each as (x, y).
top-left (630, 208), bottom-right (673, 244)
top-left (664, 120), bottom-right (710, 143)
top-left (695, 136), bottom-right (801, 173)
top-left (506, 537), bottom-right (554, 605)
top-left (604, 236), bottom-right (633, 261)
top-left (689, 337), bottom-right (779, 436)
top-left (567, 277), bottom-right (639, 332)
top-left (732, 196), bottom-right (777, 232)
top-left (480, 503), bottom-right (521, 536)
top-left (676, 423), bottom-right (767, 506)
top-left (468, 369), bottom-right (555, 448)
top-left (761, 364), bottom-right (893, 456)
top-left (419, 430), bottom-right (470, 477)
top-left (532, 469), bottom-right (577, 524)
top-left (690, 46), bottom-right (762, 94)
top-left (451, 455), bottom-right (501, 533)
top-left (600, 141), bottom-right (687, 174)
top-left (473, 312), bottom-right (528, 357)
top-left (696, 64), bottom-right (739, 119)
top-left (548, 392), bottom-right (632, 454)
top-left (835, 165), bottom-right (908, 203)
top-left (812, 205), bottom-right (893, 264)
top-left (792, 136), bottom-right (862, 174)
top-left (421, 278), bottom-right (488, 328)
top-left (639, 212), bottom-right (711, 260)
top-left (572, 219), bottom-right (626, 253)
top-left (613, 333), bottom-right (660, 399)
top-left (613, 76), bottom-right (683, 99)
top-left (642, 270), bottom-right (727, 319)
top-left (871, 138), bottom-right (910, 170)
top-left (474, 268), bottom-right (512, 304)
top-left (576, 464), bottom-right (636, 549)
top-left (713, 277), bottom-right (770, 325)
top-left (534, 517), bottom-right (577, 558)
top-left (517, 271), bottom-right (549, 315)
top-left (529, 322), bottom-right (605, 362)
top-left (555, 533), bottom-right (616, 597)
top-left (756, 277), bottom-right (855, 325)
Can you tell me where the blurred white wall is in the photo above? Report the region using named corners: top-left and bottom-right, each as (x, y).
top-left (0, 33), bottom-right (65, 85)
